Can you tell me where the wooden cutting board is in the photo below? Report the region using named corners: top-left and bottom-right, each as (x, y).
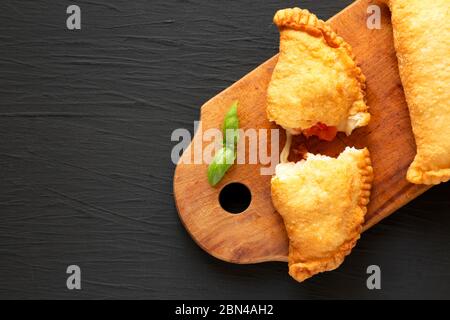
top-left (173, 0), bottom-right (431, 264)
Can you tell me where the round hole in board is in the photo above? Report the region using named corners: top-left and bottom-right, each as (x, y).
top-left (219, 183), bottom-right (252, 214)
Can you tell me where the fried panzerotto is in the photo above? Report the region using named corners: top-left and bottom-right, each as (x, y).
top-left (384, 0), bottom-right (450, 185)
top-left (271, 147), bottom-right (373, 282)
top-left (266, 8), bottom-right (370, 141)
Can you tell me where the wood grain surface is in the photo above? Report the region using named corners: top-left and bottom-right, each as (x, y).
top-left (174, 0), bottom-right (432, 264)
top-left (1, 0), bottom-right (449, 299)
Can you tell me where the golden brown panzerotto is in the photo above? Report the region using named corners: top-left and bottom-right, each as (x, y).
top-left (271, 147), bottom-right (373, 282)
top-left (384, 0), bottom-right (450, 185)
top-left (267, 8), bottom-right (370, 141)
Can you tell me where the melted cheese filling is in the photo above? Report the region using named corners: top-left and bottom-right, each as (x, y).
top-left (283, 112), bottom-right (369, 137)
top-left (336, 113), bottom-right (368, 136)
top-left (280, 131), bottom-right (293, 164)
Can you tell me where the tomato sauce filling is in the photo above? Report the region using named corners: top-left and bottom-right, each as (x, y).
top-left (302, 123), bottom-right (337, 142)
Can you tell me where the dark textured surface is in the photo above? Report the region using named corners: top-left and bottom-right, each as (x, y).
top-left (0, 0), bottom-right (449, 300)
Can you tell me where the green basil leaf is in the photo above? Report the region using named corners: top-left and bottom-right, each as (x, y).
top-left (223, 101), bottom-right (239, 147)
top-left (207, 146), bottom-right (236, 186)
top-left (207, 101), bottom-right (240, 187)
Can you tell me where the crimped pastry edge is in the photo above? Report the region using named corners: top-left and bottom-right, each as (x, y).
top-left (272, 8), bottom-right (369, 130)
top-left (357, 148), bottom-right (374, 208)
top-left (383, 0), bottom-right (449, 185)
top-left (287, 147), bottom-right (374, 282)
top-left (273, 8), bottom-right (367, 92)
top-left (407, 164), bottom-right (450, 185)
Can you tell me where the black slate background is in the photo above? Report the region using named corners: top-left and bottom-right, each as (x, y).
top-left (0, 0), bottom-right (449, 300)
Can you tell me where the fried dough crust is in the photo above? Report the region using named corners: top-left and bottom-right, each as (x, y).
top-left (267, 8), bottom-right (370, 135)
top-left (271, 147), bottom-right (373, 282)
top-left (385, 0), bottom-right (450, 184)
